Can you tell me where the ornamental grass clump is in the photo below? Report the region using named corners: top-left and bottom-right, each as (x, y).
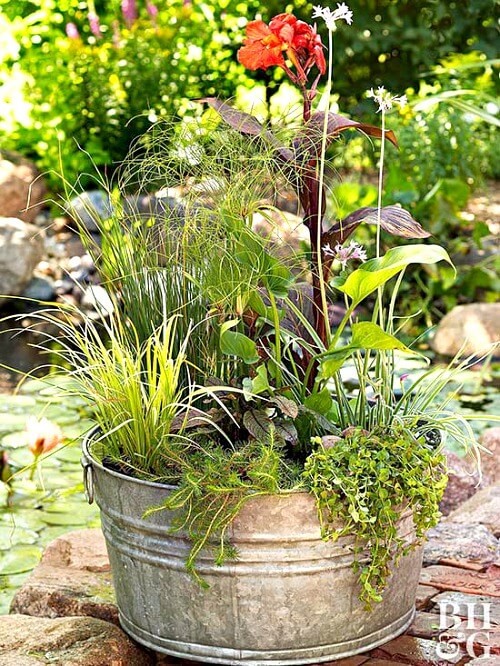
top-left (41, 3), bottom-right (497, 606)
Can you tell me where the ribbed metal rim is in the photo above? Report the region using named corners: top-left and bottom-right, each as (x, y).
top-left (82, 425), bottom-right (177, 490)
top-left (82, 425), bottom-right (416, 518)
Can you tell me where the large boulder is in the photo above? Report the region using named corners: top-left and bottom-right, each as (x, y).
top-left (0, 218), bottom-right (44, 306)
top-left (0, 614), bottom-right (153, 666)
top-left (431, 303), bottom-right (500, 357)
top-left (0, 152), bottom-right (46, 224)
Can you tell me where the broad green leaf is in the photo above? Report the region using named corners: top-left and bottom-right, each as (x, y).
top-left (335, 244), bottom-right (453, 305)
top-left (251, 365), bottom-right (270, 395)
top-left (351, 323), bottom-right (414, 353)
top-left (322, 322), bottom-right (414, 377)
top-left (234, 231), bottom-right (293, 297)
top-left (304, 389), bottom-right (333, 415)
top-left (220, 320), bottom-right (259, 364)
top-left (265, 260), bottom-right (294, 298)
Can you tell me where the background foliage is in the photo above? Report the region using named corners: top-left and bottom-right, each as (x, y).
top-left (0, 0), bottom-right (497, 188)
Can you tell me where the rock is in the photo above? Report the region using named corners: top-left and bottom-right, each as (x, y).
top-left (0, 614), bottom-right (153, 665)
top-left (252, 209), bottom-right (309, 259)
top-left (440, 450), bottom-right (482, 516)
top-left (431, 591), bottom-right (500, 625)
top-left (419, 563), bottom-right (500, 596)
top-left (0, 152), bottom-right (46, 224)
top-left (66, 190), bottom-right (186, 235)
top-left (446, 485), bottom-right (500, 536)
top-left (424, 522), bottom-right (499, 568)
top-left (65, 190), bottom-right (113, 233)
top-left (0, 218), bottom-right (44, 306)
top-left (81, 285), bottom-right (114, 316)
top-left (372, 634), bottom-right (465, 664)
top-left (431, 303), bottom-right (500, 357)
top-left (124, 193), bottom-right (185, 224)
top-left (21, 276), bottom-right (55, 303)
top-left (10, 529), bottom-right (117, 625)
top-left (480, 428), bottom-right (500, 485)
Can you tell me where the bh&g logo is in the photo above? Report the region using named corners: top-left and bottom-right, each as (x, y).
top-left (436, 600), bottom-right (492, 660)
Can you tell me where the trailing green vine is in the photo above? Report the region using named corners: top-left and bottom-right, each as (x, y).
top-left (145, 432), bottom-right (301, 585)
top-left (303, 426), bottom-right (447, 608)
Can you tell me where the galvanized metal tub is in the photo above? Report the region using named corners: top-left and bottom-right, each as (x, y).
top-left (82, 431), bottom-right (423, 665)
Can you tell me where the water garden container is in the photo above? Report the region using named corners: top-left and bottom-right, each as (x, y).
top-left (82, 430), bottom-right (423, 665)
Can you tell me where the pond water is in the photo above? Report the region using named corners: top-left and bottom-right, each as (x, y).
top-left (0, 319), bottom-right (99, 615)
top-left (0, 321), bottom-right (498, 615)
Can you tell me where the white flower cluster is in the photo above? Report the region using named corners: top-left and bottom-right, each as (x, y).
top-left (323, 240), bottom-right (367, 269)
top-left (312, 3), bottom-right (354, 30)
top-left (367, 86), bottom-right (407, 113)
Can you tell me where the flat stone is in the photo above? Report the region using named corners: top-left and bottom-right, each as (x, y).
top-left (432, 591), bottom-right (500, 625)
top-left (65, 190), bottom-right (113, 232)
top-left (467, 658), bottom-right (500, 665)
top-left (10, 529), bottom-right (117, 625)
top-left (424, 522), bottom-right (499, 567)
top-left (445, 618), bottom-right (500, 655)
top-left (420, 565), bottom-right (500, 598)
top-left (0, 614), bottom-right (154, 665)
top-left (372, 634), bottom-right (465, 664)
top-left (252, 209), bottom-right (309, 259)
top-left (415, 583), bottom-right (441, 610)
top-left (479, 428), bottom-right (500, 485)
top-left (430, 303), bottom-right (500, 357)
top-left (446, 486), bottom-right (500, 536)
top-left (407, 611), bottom-right (452, 639)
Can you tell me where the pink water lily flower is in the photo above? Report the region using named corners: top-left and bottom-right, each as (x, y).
top-left (26, 417), bottom-right (62, 458)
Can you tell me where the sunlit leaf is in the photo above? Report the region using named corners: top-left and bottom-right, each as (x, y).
top-left (220, 320), bottom-right (259, 364)
top-left (304, 389), bottom-right (333, 415)
top-left (322, 323), bottom-right (414, 377)
top-left (334, 244), bottom-right (454, 306)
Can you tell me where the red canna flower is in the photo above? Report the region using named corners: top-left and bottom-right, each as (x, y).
top-left (237, 14), bottom-right (325, 84)
top-left (237, 20), bottom-right (287, 71)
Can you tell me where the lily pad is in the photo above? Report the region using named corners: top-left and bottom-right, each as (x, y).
top-left (0, 395), bottom-right (36, 412)
top-left (0, 414), bottom-right (29, 433)
top-left (18, 378), bottom-right (54, 395)
top-left (0, 525), bottom-right (38, 551)
top-left (0, 545), bottom-right (42, 575)
top-left (0, 510), bottom-right (47, 532)
top-left (1, 432), bottom-right (29, 449)
top-left (55, 446), bottom-right (83, 464)
top-left (40, 499), bottom-right (96, 526)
